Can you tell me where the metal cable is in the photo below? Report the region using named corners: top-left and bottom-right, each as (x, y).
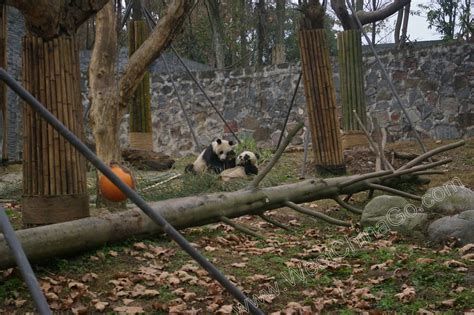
top-left (143, 6), bottom-right (241, 144)
top-left (0, 68), bottom-right (263, 315)
top-left (0, 205), bottom-right (52, 315)
top-left (345, 0), bottom-right (427, 153)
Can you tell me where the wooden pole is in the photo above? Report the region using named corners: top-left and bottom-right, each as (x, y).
top-left (0, 5), bottom-right (7, 162)
top-left (298, 29), bottom-right (345, 174)
top-left (128, 20), bottom-right (152, 151)
top-left (21, 34), bottom-right (89, 227)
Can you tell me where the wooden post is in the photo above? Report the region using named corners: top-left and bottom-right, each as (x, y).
top-left (21, 34), bottom-right (89, 227)
top-left (128, 20), bottom-right (152, 151)
top-left (299, 29), bottom-right (345, 174)
top-left (0, 5), bottom-right (7, 162)
top-left (337, 30), bottom-right (367, 148)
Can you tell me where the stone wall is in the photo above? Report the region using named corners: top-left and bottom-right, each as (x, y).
top-left (152, 42), bottom-right (474, 157)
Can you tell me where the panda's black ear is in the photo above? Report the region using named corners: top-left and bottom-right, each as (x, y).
top-left (216, 139), bottom-right (222, 145)
top-left (229, 141), bottom-right (234, 146)
top-left (255, 153), bottom-right (260, 160)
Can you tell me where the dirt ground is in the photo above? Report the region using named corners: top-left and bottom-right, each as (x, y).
top-left (0, 139), bottom-right (473, 314)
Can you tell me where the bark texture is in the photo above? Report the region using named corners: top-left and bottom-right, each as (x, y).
top-left (1, 0), bottom-right (109, 39)
top-left (205, 0), bottom-right (225, 69)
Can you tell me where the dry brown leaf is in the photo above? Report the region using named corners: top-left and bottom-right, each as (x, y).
top-left (94, 301), bottom-right (109, 312)
top-left (231, 262), bottom-right (247, 268)
top-left (459, 243), bottom-right (474, 254)
top-left (217, 304), bottom-right (233, 314)
top-left (14, 299), bottom-right (26, 307)
top-left (370, 259), bottom-right (393, 270)
top-left (443, 260), bottom-right (467, 268)
top-left (417, 308), bottom-right (435, 314)
top-left (81, 273), bottom-right (98, 283)
top-left (416, 258), bottom-right (434, 264)
top-left (133, 242), bottom-right (147, 250)
top-left (461, 253), bottom-right (474, 261)
top-left (441, 298), bottom-right (456, 306)
top-left (395, 285), bottom-right (416, 303)
top-left (113, 306), bottom-right (145, 314)
top-left (108, 250), bottom-right (118, 257)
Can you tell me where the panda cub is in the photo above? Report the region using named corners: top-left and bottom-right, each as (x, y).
top-left (236, 151), bottom-right (259, 175)
top-left (185, 138), bottom-right (236, 174)
top-left (220, 150), bottom-right (259, 181)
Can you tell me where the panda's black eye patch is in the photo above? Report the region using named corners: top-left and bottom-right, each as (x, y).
top-left (220, 151), bottom-right (224, 155)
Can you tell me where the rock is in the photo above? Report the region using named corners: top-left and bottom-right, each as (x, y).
top-left (422, 185), bottom-right (474, 215)
top-left (361, 195), bottom-right (428, 235)
top-left (427, 210), bottom-right (474, 245)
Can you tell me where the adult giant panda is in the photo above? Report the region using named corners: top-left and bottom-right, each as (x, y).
top-left (185, 138), bottom-right (236, 174)
top-left (220, 150), bottom-right (259, 181)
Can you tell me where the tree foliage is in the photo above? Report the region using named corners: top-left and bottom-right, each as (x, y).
top-left (418, 0), bottom-right (472, 40)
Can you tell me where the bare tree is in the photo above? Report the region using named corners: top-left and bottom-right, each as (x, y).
top-left (205, 0), bottom-right (225, 69)
top-left (256, 0), bottom-right (266, 65)
top-left (272, 0), bottom-right (286, 64)
top-left (89, 0), bottom-right (194, 207)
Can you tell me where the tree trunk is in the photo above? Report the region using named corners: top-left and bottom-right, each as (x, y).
top-left (337, 30), bottom-right (366, 132)
top-left (256, 0), bottom-right (266, 66)
top-left (272, 0), bottom-right (286, 65)
top-left (0, 171), bottom-right (433, 269)
top-left (394, 7), bottom-right (403, 45)
top-left (205, 0), bottom-right (225, 69)
top-left (400, 3), bottom-right (410, 47)
top-left (299, 29), bottom-right (345, 174)
top-left (128, 20), bottom-right (152, 151)
top-left (88, 2), bottom-right (123, 208)
top-left (0, 5), bottom-right (7, 162)
top-left (21, 34), bottom-right (89, 226)
top-left (239, 0), bottom-right (248, 66)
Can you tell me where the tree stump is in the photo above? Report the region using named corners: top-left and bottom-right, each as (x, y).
top-left (299, 29), bottom-right (345, 174)
top-left (21, 34), bottom-right (89, 227)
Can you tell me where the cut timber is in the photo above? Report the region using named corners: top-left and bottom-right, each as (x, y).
top-left (21, 34), bottom-right (88, 226)
top-left (299, 29), bottom-right (345, 174)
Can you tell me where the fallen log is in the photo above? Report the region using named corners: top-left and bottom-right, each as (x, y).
top-left (0, 140), bottom-right (464, 269)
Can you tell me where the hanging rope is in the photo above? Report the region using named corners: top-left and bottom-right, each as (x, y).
top-left (345, 0), bottom-right (428, 154)
top-left (141, 6), bottom-right (202, 152)
top-left (142, 6), bottom-right (241, 144)
top-left (275, 72), bottom-right (302, 151)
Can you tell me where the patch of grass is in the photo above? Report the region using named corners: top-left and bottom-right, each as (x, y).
top-left (0, 277), bottom-right (25, 300)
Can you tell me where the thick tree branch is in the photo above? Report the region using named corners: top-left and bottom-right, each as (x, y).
top-left (331, 0), bottom-right (411, 30)
top-left (357, 0), bottom-right (410, 26)
top-left (118, 0), bottom-right (194, 107)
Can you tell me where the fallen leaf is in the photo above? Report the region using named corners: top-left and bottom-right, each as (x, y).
top-left (395, 285), bottom-right (416, 303)
top-left (461, 253), bottom-right (474, 261)
top-left (133, 242), bottom-right (147, 250)
top-left (231, 262), bottom-right (247, 268)
top-left (94, 301), bottom-right (109, 312)
top-left (443, 260), bottom-right (466, 268)
top-left (459, 243), bottom-right (474, 254)
top-left (217, 304), bottom-right (233, 314)
top-left (416, 258), bottom-right (434, 264)
top-left (441, 298), bottom-right (456, 306)
top-left (113, 306), bottom-right (145, 314)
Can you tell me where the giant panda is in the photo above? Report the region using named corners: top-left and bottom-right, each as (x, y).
top-left (219, 150), bottom-right (259, 181)
top-left (185, 138), bottom-right (236, 174)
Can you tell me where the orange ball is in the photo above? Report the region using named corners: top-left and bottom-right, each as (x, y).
top-left (99, 162), bottom-right (136, 202)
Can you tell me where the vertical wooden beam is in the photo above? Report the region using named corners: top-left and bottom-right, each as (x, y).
top-left (0, 5), bottom-right (7, 162)
top-left (299, 29), bottom-right (345, 174)
top-left (22, 34), bottom-right (89, 227)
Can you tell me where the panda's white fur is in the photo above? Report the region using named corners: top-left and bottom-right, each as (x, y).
top-left (220, 150), bottom-right (259, 181)
top-left (185, 139), bottom-right (236, 174)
